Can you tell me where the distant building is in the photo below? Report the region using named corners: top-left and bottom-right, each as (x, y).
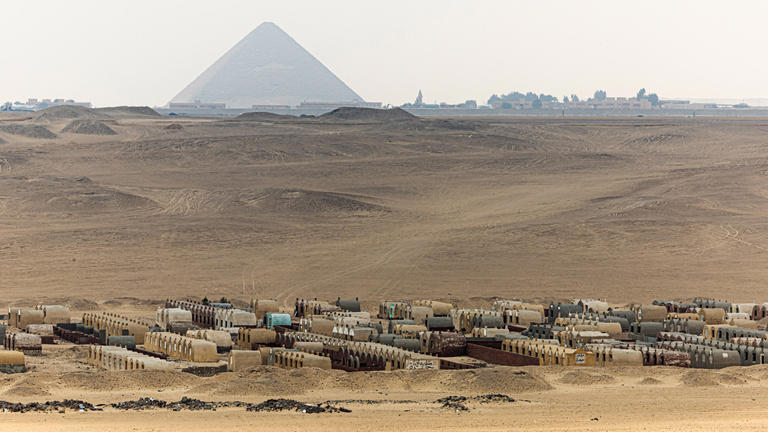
top-left (660, 100), bottom-right (690, 109)
top-left (588, 97), bottom-right (652, 109)
top-left (169, 100), bottom-right (226, 109)
top-left (35, 98), bottom-right (91, 108)
top-left (2, 98), bottom-right (92, 112)
top-left (252, 104), bottom-right (291, 110)
top-left (402, 96), bottom-right (478, 110)
top-left (298, 101), bottom-right (382, 109)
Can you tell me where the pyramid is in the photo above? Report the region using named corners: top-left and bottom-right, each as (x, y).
top-left (170, 22), bottom-right (364, 108)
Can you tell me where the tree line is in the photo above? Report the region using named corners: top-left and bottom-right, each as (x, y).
top-left (488, 88), bottom-right (660, 107)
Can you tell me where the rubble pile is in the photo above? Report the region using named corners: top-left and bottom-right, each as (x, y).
top-left (0, 397), bottom-right (350, 414)
top-left (247, 398), bottom-right (350, 414)
top-left (0, 400), bottom-right (101, 413)
top-left (110, 397), bottom-right (247, 411)
top-left (436, 394), bottom-right (517, 411)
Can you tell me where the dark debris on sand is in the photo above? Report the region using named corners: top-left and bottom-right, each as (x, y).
top-left (247, 398), bottom-right (351, 414)
top-left (0, 396), bottom-right (352, 414)
top-left (0, 399), bottom-right (101, 413)
top-left (436, 394), bottom-right (517, 411)
top-left (109, 397), bottom-right (249, 411)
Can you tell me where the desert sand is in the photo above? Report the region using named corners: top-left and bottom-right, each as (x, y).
top-left (3, 343), bottom-right (768, 431)
top-left (2, 107), bottom-right (768, 429)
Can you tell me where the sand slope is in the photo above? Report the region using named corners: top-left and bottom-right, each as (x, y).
top-left (2, 117), bottom-right (768, 304)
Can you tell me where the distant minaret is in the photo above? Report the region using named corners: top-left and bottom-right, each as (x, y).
top-left (415, 90), bottom-right (423, 107)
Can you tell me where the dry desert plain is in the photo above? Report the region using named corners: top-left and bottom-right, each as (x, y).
top-left (2, 107), bottom-right (768, 430)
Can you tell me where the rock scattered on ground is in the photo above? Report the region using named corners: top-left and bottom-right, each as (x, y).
top-left (0, 399), bottom-right (101, 413)
top-left (437, 397), bottom-right (470, 412)
top-left (435, 394), bottom-right (517, 411)
top-left (324, 399), bottom-right (416, 405)
top-left (0, 397), bottom-right (351, 414)
top-left (109, 397), bottom-right (246, 411)
top-left (247, 398), bottom-right (351, 414)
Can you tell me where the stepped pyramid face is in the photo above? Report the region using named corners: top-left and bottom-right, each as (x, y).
top-left (170, 22), bottom-right (363, 108)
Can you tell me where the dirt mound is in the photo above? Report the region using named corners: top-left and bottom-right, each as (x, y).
top-left (206, 367), bottom-right (325, 396)
top-left (557, 370), bottom-right (616, 386)
top-left (6, 176), bottom-right (157, 214)
top-left (58, 370), bottom-right (198, 392)
top-left (680, 370), bottom-right (727, 387)
top-left (732, 364), bottom-right (768, 381)
top-left (61, 120), bottom-right (118, 135)
top-left (24, 297), bottom-right (99, 311)
top-left (416, 368), bottom-right (551, 393)
top-left (101, 299), bottom-right (123, 307)
top-left (44, 190), bottom-right (154, 212)
top-left (3, 385), bottom-right (51, 397)
top-left (205, 367), bottom-right (550, 397)
top-left (319, 107), bottom-right (417, 122)
top-left (239, 189), bottom-right (389, 216)
top-left (68, 298), bottom-right (99, 310)
top-left (0, 124), bottom-right (56, 139)
top-left (100, 297), bottom-right (162, 308)
top-left (638, 377), bottom-right (661, 385)
top-left (94, 106), bottom-right (161, 118)
top-left (164, 123), bottom-right (183, 130)
top-left (33, 105), bottom-right (110, 123)
top-left (233, 112), bottom-right (295, 122)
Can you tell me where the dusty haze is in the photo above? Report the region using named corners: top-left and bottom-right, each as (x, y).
top-left (3, 0), bottom-right (768, 106)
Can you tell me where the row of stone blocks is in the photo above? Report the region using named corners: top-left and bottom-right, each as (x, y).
top-left (143, 332), bottom-right (218, 362)
top-left (88, 345), bottom-right (175, 371)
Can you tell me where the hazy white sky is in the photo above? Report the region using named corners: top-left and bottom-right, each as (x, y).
top-left (3, 0), bottom-right (767, 107)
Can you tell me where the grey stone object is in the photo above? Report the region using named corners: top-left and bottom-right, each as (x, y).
top-left (108, 336), bottom-right (136, 350)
